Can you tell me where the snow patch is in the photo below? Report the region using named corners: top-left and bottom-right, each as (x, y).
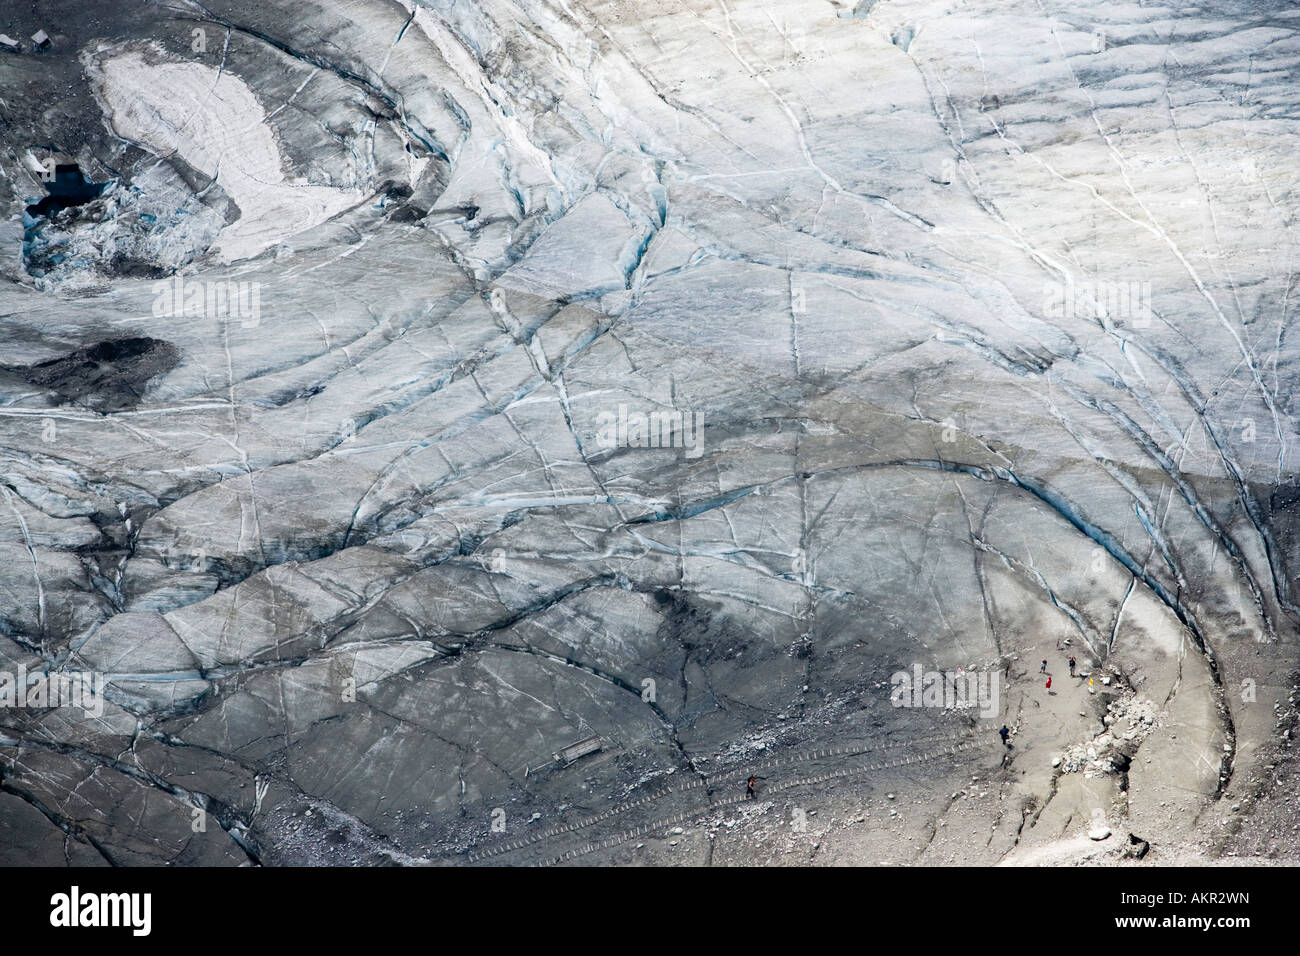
top-left (87, 46), bottom-right (362, 262)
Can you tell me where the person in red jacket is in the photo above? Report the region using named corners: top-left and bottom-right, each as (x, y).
top-left (1046, 675), bottom-right (1052, 690)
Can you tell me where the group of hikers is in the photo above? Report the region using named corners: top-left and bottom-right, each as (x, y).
top-left (999, 654), bottom-right (1082, 749)
top-left (1040, 654), bottom-right (1078, 687)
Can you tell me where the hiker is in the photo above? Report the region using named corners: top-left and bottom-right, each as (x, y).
top-left (746, 775), bottom-right (757, 799)
top-left (1046, 675), bottom-right (1052, 690)
top-left (999, 725), bottom-right (1010, 748)
top-left (1068, 655), bottom-right (1077, 677)
top-left (1040, 658), bottom-right (1047, 673)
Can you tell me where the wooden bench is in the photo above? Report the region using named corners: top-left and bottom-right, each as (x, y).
top-left (552, 735), bottom-right (602, 766)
